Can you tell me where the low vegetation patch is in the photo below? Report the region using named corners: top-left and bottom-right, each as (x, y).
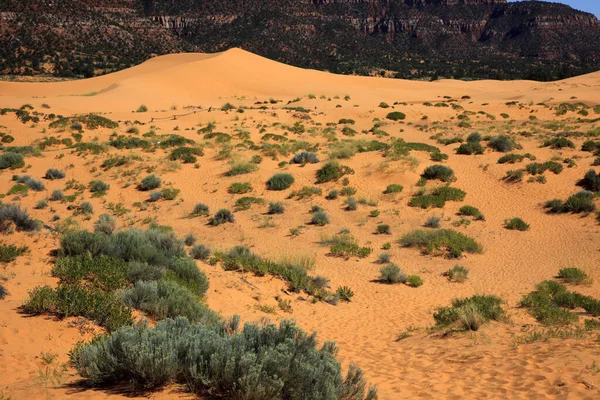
top-left (421, 165), bottom-right (455, 182)
top-left (434, 295), bottom-right (505, 331)
top-left (316, 161), bottom-right (354, 183)
top-left (545, 191), bottom-right (596, 214)
top-left (409, 186), bottom-right (466, 209)
top-left (399, 229), bottom-right (482, 258)
top-left (504, 217), bottom-right (530, 231)
top-left (267, 173), bottom-right (295, 190)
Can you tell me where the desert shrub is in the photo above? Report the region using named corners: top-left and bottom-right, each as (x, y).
top-left (23, 284), bottom-right (132, 332)
top-left (406, 275), bottom-right (423, 288)
top-left (50, 189), bottom-right (64, 201)
top-left (268, 202), bottom-right (285, 214)
top-left (547, 191), bottom-right (596, 214)
top-left (383, 184), bottom-right (403, 194)
top-left (35, 200), bottom-right (48, 209)
top-left (94, 214), bottom-right (116, 235)
top-left (136, 104), bottom-right (148, 112)
top-left (190, 245), bottom-right (211, 261)
top-left (25, 179), bottom-right (45, 191)
top-left (386, 111), bottom-right (406, 121)
top-left (525, 161), bottom-right (563, 175)
top-left (316, 161), bottom-right (354, 183)
top-left (210, 209), bottom-right (234, 225)
top-left (466, 132), bottom-right (482, 142)
top-left (0, 244), bottom-right (28, 263)
top-left (558, 268), bottom-right (590, 285)
top-left (44, 168), bottom-right (65, 180)
top-left (376, 224), bottom-right (391, 235)
top-left (456, 142), bottom-right (484, 155)
top-left (267, 173), bottom-right (295, 190)
top-left (504, 217), bottom-right (529, 231)
top-left (0, 152), bottom-right (25, 170)
top-left (379, 264), bottom-right (406, 284)
top-left (184, 234), bottom-right (196, 246)
top-left (89, 180), bottom-right (110, 193)
top-left (400, 229), bottom-right (482, 258)
top-left (424, 216), bottom-right (441, 228)
top-left (191, 203), bottom-right (209, 217)
top-left (0, 203), bottom-right (40, 233)
top-left (543, 137), bottom-right (575, 149)
top-left (169, 147), bottom-right (203, 163)
top-left (311, 210), bottom-right (330, 226)
top-left (339, 187), bottom-right (356, 196)
top-left (488, 135), bottom-right (518, 152)
top-left (421, 165), bottom-right (455, 182)
top-left (346, 197), bottom-right (358, 211)
top-left (123, 280), bottom-right (217, 324)
top-left (234, 196), bottom-right (263, 211)
top-left (78, 202), bottom-right (94, 215)
top-left (434, 295), bottom-right (504, 331)
top-left (127, 262), bottom-right (165, 283)
top-left (326, 189), bottom-right (339, 200)
top-left (52, 255), bottom-right (128, 291)
top-left (226, 162), bottom-right (257, 176)
top-left (376, 252), bottom-right (391, 264)
top-left (336, 286), bottom-right (354, 301)
top-left (161, 188), bottom-right (180, 201)
top-left (138, 175), bottom-right (161, 191)
top-left (445, 265), bottom-right (469, 282)
top-left (7, 183), bottom-right (28, 196)
top-left (503, 169), bottom-right (524, 183)
top-left (0, 283), bottom-right (7, 299)
top-left (430, 151), bottom-right (448, 161)
top-left (326, 233), bottom-right (371, 259)
top-left (409, 186), bottom-right (466, 209)
top-left (165, 257), bottom-right (210, 297)
top-left (498, 154), bottom-right (525, 164)
top-left (69, 317), bottom-right (376, 399)
top-left (458, 205), bottom-right (484, 220)
top-left (579, 170), bottom-right (600, 192)
top-left (228, 182), bottom-right (252, 194)
top-left (290, 151), bottom-right (319, 165)
top-left (289, 186), bottom-right (322, 200)
top-left (149, 191), bottom-right (164, 202)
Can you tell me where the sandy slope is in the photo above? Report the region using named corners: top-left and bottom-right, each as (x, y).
top-left (1, 48), bottom-right (600, 399)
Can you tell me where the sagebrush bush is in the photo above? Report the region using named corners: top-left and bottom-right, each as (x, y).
top-left (93, 214), bottom-right (116, 235)
top-left (579, 169), bottom-right (600, 192)
top-left (35, 200), bottom-right (48, 209)
top-left (383, 184), bottom-right (403, 194)
top-left (268, 202), bottom-right (285, 214)
top-left (0, 203), bottom-right (40, 233)
top-left (456, 142), bottom-right (484, 155)
top-left (184, 234), bottom-right (196, 246)
top-left (50, 189), bottom-right (63, 201)
top-left (400, 229), bottom-right (482, 258)
top-left (446, 265), bottom-right (469, 282)
top-left (346, 197), bottom-right (358, 211)
top-left (558, 267), bottom-right (590, 285)
top-left (290, 151), bottom-right (319, 165)
top-left (376, 224), bottom-right (391, 235)
top-left (127, 261), bottom-right (165, 282)
top-left (379, 263), bottom-right (406, 284)
top-left (161, 188), bottom-right (180, 201)
top-left (191, 203), bottom-right (209, 217)
top-left (267, 173), bottom-right (295, 190)
top-left (89, 180), bottom-right (110, 193)
top-left (0, 244), bottom-right (28, 263)
top-left (488, 135), bottom-right (518, 152)
top-left (25, 178), bottom-right (45, 191)
top-left (421, 165), bottom-right (455, 182)
top-left (316, 161), bottom-right (354, 183)
top-left (543, 137), bottom-right (575, 149)
top-left (44, 168), bottom-right (66, 180)
top-left (424, 216), bottom-right (441, 228)
top-left (69, 317), bottom-right (377, 399)
top-left (377, 252), bottom-right (391, 264)
top-left (0, 152), bottom-right (25, 170)
top-left (138, 175), bottom-right (161, 191)
top-left (326, 189), bottom-right (339, 200)
top-left (504, 217), bottom-right (529, 231)
top-left (210, 209), bottom-right (234, 226)
top-left (190, 245), bottom-right (211, 261)
top-left (149, 191), bottom-right (164, 202)
top-left (311, 210), bottom-right (330, 226)
top-left (165, 257), bottom-right (210, 297)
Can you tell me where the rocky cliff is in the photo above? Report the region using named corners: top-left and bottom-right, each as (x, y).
top-left (1, 0), bottom-right (599, 80)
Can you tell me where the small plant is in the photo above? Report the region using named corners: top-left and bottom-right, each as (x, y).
top-left (488, 135), bottom-right (518, 152)
top-left (311, 210), bottom-right (329, 226)
top-left (0, 152), bottom-right (25, 170)
top-left (138, 175), bottom-right (161, 191)
top-left (579, 169), bottom-right (600, 192)
top-left (226, 162), bottom-right (257, 176)
top-left (228, 182), bottom-right (252, 194)
top-left (149, 191), bottom-right (164, 202)
top-left (504, 217), bottom-right (529, 231)
top-left (191, 203), bottom-right (209, 217)
top-left (50, 190), bottom-right (63, 201)
top-left (421, 165), bottom-right (455, 182)
top-left (400, 229), bottom-right (482, 258)
top-left (184, 234), bottom-right (196, 246)
top-left (383, 184), bottom-right (403, 194)
top-left (44, 168), bottom-right (65, 180)
top-left (277, 298), bottom-right (292, 313)
top-left (35, 200), bottom-right (48, 209)
top-left (445, 265), bottom-right (469, 282)
top-left (0, 244), bottom-right (29, 263)
top-left (386, 111), bottom-right (406, 121)
top-left (89, 180), bottom-right (110, 194)
top-left (503, 169), bottom-right (524, 183)
top-left (94, 214), bottom-right (116, 235)
top-left (376, 224), bottom-right (391, 235)
top-left (379, 264), bottom-right (406, 284)
top-left (434, 295), bottom-right (505, 331)
top-left (267, 173), bottom-right (295, 190)
top-left (210, 209), bottom-right (234, 226)
top-left (190, 244), bottom-right (211, 260)
top-left (268, 202), bottom-right (285, 214)
top-left (326, 189), bottom-right (339, 200)
top-left (406, 275), bottom-right (423, 288)
top-left (290, 152), bottom-right (319, 165)
top-left (136, 104), bottom-right (148, 112)
top-left (345, 197), bottom-right (358, 211)
top-left (316, 161), bottom-right (354, 183)
top-left (558, 268), bottom-right (590, 285)
top-left (336, 286), bottom-right (354, 301)
top-left (377, 252), bottom-right (391, 264)
top-left (458, 205), bottom-right (484, 220)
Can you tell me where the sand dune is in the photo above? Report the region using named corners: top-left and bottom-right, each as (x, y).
top-left (0, 49), bottom-right (600, 399)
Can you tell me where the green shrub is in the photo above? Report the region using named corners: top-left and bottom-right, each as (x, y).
top-left (78, 201), bottom-right (94, 215)
top-left (339, 187), bottom-right (356, 196)
top-left (379, 264), bottom-right (406, 284)
top-left (399, 229), bottom-right (482, 258)
top-left (94, 214), bottom-right (116, 235)
top-left (234, 196), bottom-right (264, 211)
top-left (406, 275), bottom-right (423, 288)
top-left (136, 104), bottom-right (148, 112)
top-left (50, 189), bottom-right (64, 201)
top-left (376, 252), bottom-right (391, 264)
top-left (52, 255), bottom-right (128, 291)
top-left (228, 182), bottom-right (252, 194)
top-left (226, 162), bottom-right (257, 176)
top-left (547, 191), bottom-right (596, 214)
top-left (488, 135), bottom-right (518, 152)
top-left (579, 170), bottom-right (600, 192)
top-left (191, 203), bottom-right (209, 217)
top-left (503, 169), bottom-right (524, 183)
top-left (35, 200), bottom-right (48, 209)
top-left (316, 161), bottom-right (354, 183)
top-left (456, 142), bottom-right (484, 155)
top-left (169, 147), bottom-right (203, 163)
top-left (458, 205), bottom-right (484, 220)
top-left (526, 161), bottom-right (563, 175)
top-left (327, 233), bottom-right (371, 259)
top-left (383, 184), bottom-right (403, 194)
top-left (498, 153), bottom-right (526, 164)
top-left (25, 178), bottom-right (45, 191)
top-left (424, 216), bottom-right (441, 228)
top-left (0, 203), bottom-right (40, 233)
top-left (336, 286), bottom-right (354, 301)
top-left (421, 165), bottom-right (455, 182)
top-left (89, 180), bottom-right (110, 193)
top-left (69, 317), bottom-right (376, 399)
top-left (267, 173), bottom-right (295, 190)
top-left (210, 209), bottom-right (234, 225)
top-left (504, 217), bottom-right (529, 231)
top-left (445, 265), bottom-right (469, 282)
top-left (409, 186), bottom-right (466, 209)
top-left (326, 189), bottom-right (339, 200)
top-left (543, 137), bottom-right (575, 149)
top-left (430, 151), bottom-right (448, 161)
top-left (0, 152), bottom-right (25, 170)
top-left (558, 268), bottom-right (590, 285)
top-left (165, 257), bottom-right (209, 297)
top-left (386, 111), bottom-right (406, 121)
top-left (311, 210), bottom-right (330, 226)
top-left (160, 188), bottom-right (180, 201)
top-left (290, 152), bottom-right (319, 165)
top-left (138, 175), bottom-right (161, 191)
top-left (0, 244), bottom-right (28, 263)
top-left (44, 168), bottom-right (65, 180)
top-left (434, 295), bottom-right (504, 331)
top-left (190, 245), bottom-right (211, 261)
top-left (376, 224), bottom-right (391, 235)
top-left (268, 202), bottom-right (285, 214)
top-left (345, 197), bottom-right (358, 211)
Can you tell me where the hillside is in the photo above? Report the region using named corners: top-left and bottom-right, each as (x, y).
top-left (1, 0), bottom-right (600, 80)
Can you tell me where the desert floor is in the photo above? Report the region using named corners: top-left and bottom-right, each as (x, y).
top-left (1, 49), bottom-right (600, 399)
